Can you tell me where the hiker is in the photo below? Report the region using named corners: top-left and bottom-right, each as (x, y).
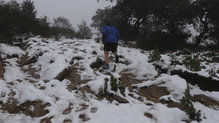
top-left (101, 20), bottom-right (120, 69)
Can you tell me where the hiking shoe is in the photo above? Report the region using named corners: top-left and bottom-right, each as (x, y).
top-left (103, 64), bottom-right (109, 69)
top-left (115, 55), bottom-right (119, 63)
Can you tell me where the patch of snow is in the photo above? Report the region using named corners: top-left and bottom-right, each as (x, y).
top-left (4, 58), bottom-right (26, 82)
top-left (190, 85), bottom-right (219, 102)
top-left (0, 37), bottom-right (219, 123)
top-left (0, 43), bottom-right (25, 56)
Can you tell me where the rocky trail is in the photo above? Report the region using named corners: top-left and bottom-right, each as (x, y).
top-left (0, 37), bottom-right (219, 123)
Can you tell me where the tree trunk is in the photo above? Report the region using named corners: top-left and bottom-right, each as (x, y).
top-left (195, 18), bottom-right (210, 46)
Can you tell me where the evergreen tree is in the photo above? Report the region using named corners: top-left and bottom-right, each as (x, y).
top-left (77, 21), bottom-right (92, 39)
top-left (52, 16), bottom-right (75, 39)
top-left (0, 0), bottom-right (21, 43)
top-left (20, 0), bottom-right (37, 34)
top-left (93, 0), bottom-right (194, 50)
top-left (0, 0), bottom-right (52, 44)
top-left (21, 0), bottom-right (36, 19)
top-left (53, 16), bottom-right (73, 29)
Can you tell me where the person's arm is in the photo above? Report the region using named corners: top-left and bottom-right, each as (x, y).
top-left (102, 35), bottom-right (106, 43)
top-left (101, 26), bottom-right (107, 35)
top-left (101, 26), bottom-right (107, 43)
top-left (116, 29), bottom-right (120, 39)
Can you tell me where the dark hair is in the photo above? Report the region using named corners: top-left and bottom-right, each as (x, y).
top-left (104, 19), bottom-right (111, 26)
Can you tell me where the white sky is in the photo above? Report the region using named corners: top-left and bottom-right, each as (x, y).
top-left (8, 0), bottom-right (114, 28)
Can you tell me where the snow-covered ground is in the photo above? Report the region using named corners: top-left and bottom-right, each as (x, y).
top-left (0, 37), bottom-right (219, 123)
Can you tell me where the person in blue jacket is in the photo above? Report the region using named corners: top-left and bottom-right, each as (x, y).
top-left (101, 20), bottom-right (120, 69)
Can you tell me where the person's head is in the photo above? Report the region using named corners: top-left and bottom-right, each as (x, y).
top-left (103, 19), bottom-right (111, 26)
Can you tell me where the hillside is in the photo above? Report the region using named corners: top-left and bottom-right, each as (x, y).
top-left (0, 37), bottom-right (219, 123)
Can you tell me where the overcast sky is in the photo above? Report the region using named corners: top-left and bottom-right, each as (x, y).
top-left (9, 0), bottom-right (114, 28)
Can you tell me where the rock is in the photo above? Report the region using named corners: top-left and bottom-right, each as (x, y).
top-left (6, 54), bottom-right (19, 59)
top-left (79, 114), bottom-right (90, 122)
top-left (55, 65), bottom-right (81, 88)
top-left (31, 100), bottom-right (50, 117)
top-left (144, 112), bottom-right (154, 119)
top-left (92, 50), bottom-right (97, 55)
top-left (90, 107), bottom-right (98, 113)
top-left (23, 66), bottom-right (40, 80)
top-left (2, 99), bottom-right (18, 113)
top-left (161, 101), bottom-right (182, 109)
top-left (138, 84), bottom-right (170, 103)
top-left (113, 95), bottom-right (129, 103)
top-left (68, 66), bottom-right (81, 85)
top-left (62, 103), bottom-right (73, 115)
top-left (90, 57), bottom-right (103, 69)
top-left (192, 94), bottom-right (219, 108)
top-left (1, 99), bottom-right (50, 117)
top-left (74, 56), bottom-right (83, 60)
top-left (119, 72), bottom-right (141, 89)
top-left (18, 52), bottom-right (43, 66)
top-left (24, 52), bottom-right (43, 65)
top-left (55, 67), bottom-right (70, 81)
top-left (40, 117), bottom-right (53, 123)
top-left (78, 85), bottom-right (94, 95)
top-left (103, 93), bottom-right (129, 103)
top-left (62, 107), bottom-right (73, 115)
top-left (63, 119), bottom-right (72, 123)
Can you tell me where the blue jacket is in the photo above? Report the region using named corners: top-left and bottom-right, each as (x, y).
top-left (101, 25), bottom-right (120, 43)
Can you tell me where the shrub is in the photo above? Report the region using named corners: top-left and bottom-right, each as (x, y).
top-left (180, 96), bottom-right (201, 122)
top-left (104, 78), bottom-right (108, 95)
top-left (118, 80), bottom-right (125, 95)
top-left (50, 27), bottom-right (76, 39)
top-left (94, 33), bottom-right (102, 43)
top-left (76, 21), bottom-right (92, 39)
top-left (95, 37), bottom-right (101, 43)
top-left (98, 78), bottom-right (108, 97)
top-left (109, 75), bottom-right (126, 94)
top-left (110, 75), bottom-right (118, 92)
top-left (0, 0), bottom-right (61, 44)
top-left (209, 67), bottom-right (217, 77)
top-left (98, 86), bottom-right (104, 97)
top-left (185, 56), bottom-right (201, 71)
top-left (136, 31), bottom-right (188, 51)
top-left (148, 47), bottom-right (161, 63)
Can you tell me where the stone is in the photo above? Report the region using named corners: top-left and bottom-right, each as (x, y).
top-left (139, 84), bottom-right (170, 103)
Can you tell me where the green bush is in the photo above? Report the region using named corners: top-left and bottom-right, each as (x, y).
top-left (110, 75), bottom-right (118, 92)
top-left (136, 31), bottom-right (188, 51)
top-left (0, 0), bottom-right (54, 44)
top-left (76, 21), bottom-right (92, 39)
top-left (98, 78), bottom-right (108, 97)
top-left (50, 27), bottom-right (76, 39)
top-left (98, 86), bottom-right (104, 97)
top-left (209, 67), bottom-right (217, 77)
top-left (109, 75), bottom-right (125, 94)
top-left (0, 1), bottom-right (80, 44)
top-left (95, 37), bottom-right (101, 43)
top-left (148, 47), bottom-right (161, 63)
top-left (185, 57), bottom-right (201, 71)
top-left (104, 78), bottom-right (108, 95)
top-left (180, 96), bottom-right (201, 122)
top-left (94, 33), bottom-right (101, 43)
top-left (118, 80), bottom-right (125, 95)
